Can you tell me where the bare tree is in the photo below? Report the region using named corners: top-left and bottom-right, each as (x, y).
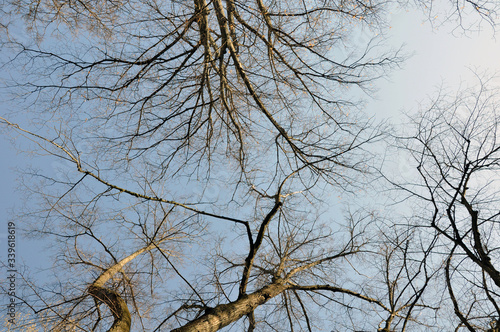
top-left (1, 0), bottom-right (498, 331)
top-left (392, 75), bottom-right (500, 331)
top-left (370, 224), bottom-right (440, 332)
top-left (1, 0), bottom-right (398, 330)
top-left (1, 117), bottom-right (391, 331)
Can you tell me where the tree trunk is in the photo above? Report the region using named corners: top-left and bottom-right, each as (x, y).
top-left (172, 281), bottom-right (288, 332)
top-left (88, 285), bottom-right (131, 332)
top-left (88, 243), bottom-right (160, 332)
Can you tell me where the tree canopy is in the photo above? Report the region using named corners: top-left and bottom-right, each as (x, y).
top-left (1, 0), bottom-right (500, 331)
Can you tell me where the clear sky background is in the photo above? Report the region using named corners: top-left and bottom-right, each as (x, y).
top-left (369, 6), bottom-right (500, 119)
top-left (1, 1), bottom-right (500, 302)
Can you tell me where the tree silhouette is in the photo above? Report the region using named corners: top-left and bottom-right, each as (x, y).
top-left (392, 76), bottom-right (500, 331)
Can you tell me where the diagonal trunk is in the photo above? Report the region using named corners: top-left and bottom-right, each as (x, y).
top-left (88, 243), bottom-right (159, 332)
top-left (172, 281), bottom-right (288, 332)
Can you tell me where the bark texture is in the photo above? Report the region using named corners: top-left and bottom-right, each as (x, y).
top-left (87, 244), bottom-right (158, 332)
top-left (172, 281), bottom-right (288, 332)
top-left (88, 285), bottom-right (132, 332)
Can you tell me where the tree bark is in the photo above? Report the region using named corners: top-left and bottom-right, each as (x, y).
top-left (172, 281), bottom-right (288, 332)
top-left (88, 285), bottom-right (132, 332)
top-left (87, 243), bottom-right (160, 332)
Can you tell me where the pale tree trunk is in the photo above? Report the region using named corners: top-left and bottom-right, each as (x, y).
top-left (172, 281), bottom-right (288, 332)
top-left (88, 243), bottom-right (159, 332)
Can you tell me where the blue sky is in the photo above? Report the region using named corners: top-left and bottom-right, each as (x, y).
top-left (1, 3), bottom-right (500, 329)
top-left (3, 0), bottom-right (500, 283)
top-left (2, 0), bottom-right (500, 272)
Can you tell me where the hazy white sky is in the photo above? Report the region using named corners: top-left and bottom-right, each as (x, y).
top-left (370, 6), bottom-right (500, 119)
